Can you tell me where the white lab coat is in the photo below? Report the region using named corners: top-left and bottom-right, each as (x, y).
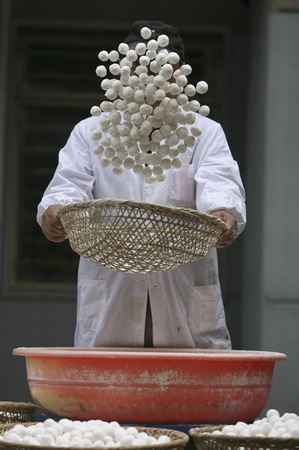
top-left (37, 114), bottom-right (246, 349)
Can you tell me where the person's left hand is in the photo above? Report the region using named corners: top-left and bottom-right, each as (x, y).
top-left (210, 209), bottom-right (238, 248)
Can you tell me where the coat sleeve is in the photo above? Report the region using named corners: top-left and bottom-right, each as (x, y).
top-left (37, 120), bottom-right (95, 226)
top-left (193, 120), bottom-right (246, 234)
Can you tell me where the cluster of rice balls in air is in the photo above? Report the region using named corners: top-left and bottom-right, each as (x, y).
top-left (90, 26), bottom-right (209, 183)
top-left (0, 418), bottom-right (172, 447)
top-left (204, 409), bottom-right (299, 439)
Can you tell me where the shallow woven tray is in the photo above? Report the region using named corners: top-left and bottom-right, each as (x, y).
top-left (0, 403), bottom-right (38, 424)
top-left (57, 199), bottom-right (227, 274)
top-left (0, 423), bottom-right (189, 450)
top-left (189, 425), bottom-right (299, 450)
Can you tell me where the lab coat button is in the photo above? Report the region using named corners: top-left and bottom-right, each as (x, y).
top-left (139, 281), bottom-right (147, 290)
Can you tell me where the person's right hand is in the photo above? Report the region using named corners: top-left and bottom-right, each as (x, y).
top-left (42, 205), bottom-right (66, 242)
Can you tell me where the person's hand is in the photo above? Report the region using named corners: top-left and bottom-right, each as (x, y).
top-left (42, 205), bottom-right (66, 242)
top-left (211, 209), bottom-right (238, 248)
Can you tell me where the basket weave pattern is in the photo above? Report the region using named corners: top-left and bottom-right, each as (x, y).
top-left (57, 199), bottom-right (227, 274)
top-left (189, 425), bottom-right (299, 450)
top-left (0, 402), bottom-right (37, 424)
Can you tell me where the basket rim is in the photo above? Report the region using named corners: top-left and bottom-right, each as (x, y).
top-left (0, 403), bottom-right (37, 410)
top-left (189, 425), bottom-right (299, 444)
top-left (57, 198), bottom-right (228, 230)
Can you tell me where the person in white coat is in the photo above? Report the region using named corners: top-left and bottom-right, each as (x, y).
top-left (37, 21), bottom-right (246, 350)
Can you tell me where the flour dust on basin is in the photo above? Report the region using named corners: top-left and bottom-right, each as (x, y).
top-left (13, 347), bottom-right (286, 424)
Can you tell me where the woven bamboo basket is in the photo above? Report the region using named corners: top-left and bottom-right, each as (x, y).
top-left (189, 425), bottom-right (299, 450)
top-left (57, 199), bottom-right (227, 274)
top-left (0, 422), bottom-right (189, 450)
top-left (0, 403), bottom-right (38, 424)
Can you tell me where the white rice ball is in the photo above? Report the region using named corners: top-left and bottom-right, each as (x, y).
top-left (129, 123), bottom-right (141, 138)
top-left (146, 49), bottom-right (157, 60)
top-left (104, 147), bottom-right (115, 159)
top-left (191, 125), bottom-right (202, 137)
top-left (154, 89), bottom-right (166, 102)
top-left (122, 86), bottom-right (134, 99)
top-left (184, 84), bottom-right (196, 97)
top-left (128, 75), bottom-right (139, 87)
top-left (157, 34), bottom-right (169, 47)
top-left (168, 83), bottom-right (183, 96)
top-left (109, 50), bottom-right (119, 62)
top-left (135, 42), bottom-right (147, 55)
top-left (119, 434), bottom-right (136, 446)
top-left (147, 39), bottom-right (158, 51)
top-left (189, 100), bottom-right (201, 111)
top-left (160, 63), bottom-right (173, 80)
top-left (113, 98), bottom-right (126, 111)
top-left (196, 80), bottom-right (209, 94)
top-left (135, 65), bottom-right (148, 75)
top-left (126, 101), bottom-right (138, 114)
top-left (153, 105), bottom-right (166, 119)
top-left (177, 93), bottom-right (189, 105)
top-left (111, 137), bottom-right (122, 150)
top-left (131, 112), bottom-right (144, 125)
top-left (180, 64), bottom-right (192, 75)
top-left (100, 101), bottom-right (113, 112)
top-left (95, 65), bottom-right (107, 77)
top-left (123, 158), bottom-right (135, 169)
top-left (91, 129), bottom-right (102, 140)
top-left (134, 89), bottom-right (146, 102)
top-left (199, 105), bottom-right (210, 116)
top-left (93, 145), bottom-right (104, 155)
top-left (98, 50), bottom-right (109, 61)
top-left (3, 432), bottom-right (22, 443)
top-left (109, 63), bottom-right (121, 75)
top-left (139, 55), bottom-right (150, 66)
top-left (166, 133), bottom-right (179, 147)
top-left (149, 60), bottom-right (160, 74)
top-left (118, 42), bottom-right (129, 55)
top-left (151, 130), bottom-right (163, 142)
top-left (156, 52), bottom-right (168, 66)
top-left (105, 88), bottom-right (118, 100)
top-left (100, 78), bottom-right (112, 91)
top-left (126, 49), bottom-right (138, 62)
top-left (139, 104), bottom-right (153, 116)
top-left (140, 119), bottom-right (153, 135)
top-left (120, 65), bottom-right (131, 77)
top-left (117, 124), bottom-right (130, 136)
top-left (161, 158), bottom-right (172, 170)
top-left (185, 112), bottom-right (196, 124)
top-left (177, 143), bottom-right (186, 154)
top-left (176, 75), bottom-right (188, 87)
top-left (90, 105), bottom-right (101, 116)
top-left (101, 135), bottom-right (111, 147)
top-left (184, 135), bottom-right (196, 147)
top-left (141, 27), bottom-right (152, 40)
top-left (167, 98), bottom-right (179, 112)
top-left (160, 124), bottom-right (172, 137)
top-left (133, 163), bottom-right (143, 174)
top-left (168, 52), bottom-right (180, 64)
top-left (158, 435), bottom-right (171, 443)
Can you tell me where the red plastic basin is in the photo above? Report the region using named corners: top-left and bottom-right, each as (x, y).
top-left (13, 347), bottom-right (286, 424)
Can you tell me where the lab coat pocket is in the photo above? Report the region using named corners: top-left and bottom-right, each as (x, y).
top-left (77, 279), bottom-right (107, 331)
top-left (188, 284), bottom-right (225, 335)
top-left (169, 164), bottom-right (196, 208)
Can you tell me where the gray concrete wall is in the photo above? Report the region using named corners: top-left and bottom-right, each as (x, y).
top-left (241, 0), bottom-right (299, 415)
top-left (0, 299), bottom-right (77, 401)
